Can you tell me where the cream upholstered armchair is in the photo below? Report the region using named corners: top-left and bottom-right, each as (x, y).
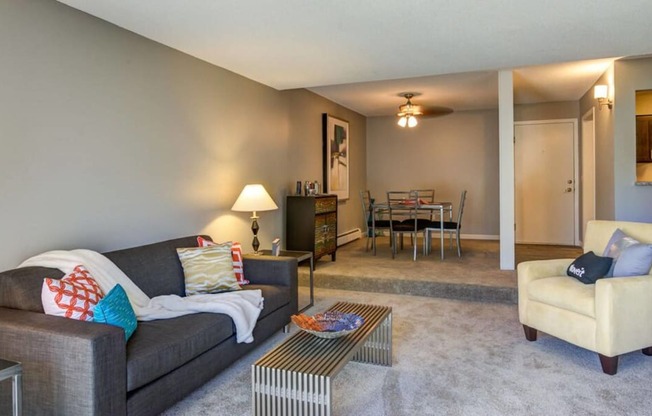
top-left (518, 220), bottom-right (652, 375)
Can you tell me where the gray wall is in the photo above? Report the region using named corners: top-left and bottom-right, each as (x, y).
top-left (366, 110), bottom-right (500, 237)
top-left (284, 89), bottom-right (366, 237)
top-left (0, 0), bottom-right (365, 270)
top-left (613, 58), bottom-right (652, 221)
top-left (515, 101), bottom-right (579, 122)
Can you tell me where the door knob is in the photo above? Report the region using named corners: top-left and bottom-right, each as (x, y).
top-left (567, 179), bottom-right (573, 184)
top-left (564, 187), bottom-right (573, 193)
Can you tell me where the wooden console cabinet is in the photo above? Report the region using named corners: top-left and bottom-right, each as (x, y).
top-left (286, 195), bottom-right (337, 262)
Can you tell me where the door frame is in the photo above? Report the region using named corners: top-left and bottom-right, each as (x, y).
top-left (581, 108), bottom-right (596, 245)
top-left (514, 118), bottom-right (579, 246)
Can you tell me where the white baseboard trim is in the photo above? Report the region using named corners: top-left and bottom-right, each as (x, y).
top-left (337, 228), bottom-right (362, 246)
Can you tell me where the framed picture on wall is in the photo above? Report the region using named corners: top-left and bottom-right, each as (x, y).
top-left (322, 114), bottom-right (349, 200)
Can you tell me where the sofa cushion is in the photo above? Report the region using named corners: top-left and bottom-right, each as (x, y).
top-left (245, 284), bottom-right (290, 319)
top-left (125, 284), bottom-right (289, 391)
top-left (104, 236), bottom-right (205, 298)
top-left (527, 276), bottom-right (596, 318)
top-left (126, 312), bottom-right (235, 391)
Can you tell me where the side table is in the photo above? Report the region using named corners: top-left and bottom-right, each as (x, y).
top-left (257, 249), bottom-right (314, 312)
top-left (0, 358), bottom-right (22, 416)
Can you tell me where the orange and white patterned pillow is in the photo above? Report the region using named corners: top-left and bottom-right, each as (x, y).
top-left (197, 236), bottom-right (248, 285)
top-left (41, 265), bottom-right (104, 321)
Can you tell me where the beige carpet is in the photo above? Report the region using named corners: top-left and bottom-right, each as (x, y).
top-left (162, 287), bottom-right (650, 416)
top-left (298, 238), bottom-right (581, 305)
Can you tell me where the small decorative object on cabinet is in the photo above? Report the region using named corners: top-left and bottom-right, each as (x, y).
top-left (286, 194), bottom-right (337, 263)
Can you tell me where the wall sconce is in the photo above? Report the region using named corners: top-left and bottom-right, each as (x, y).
top-left (594, 85), bottom-right (613, 110)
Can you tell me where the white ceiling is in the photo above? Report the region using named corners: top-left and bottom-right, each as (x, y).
top-left (57, 0), bottom-right (652, 115)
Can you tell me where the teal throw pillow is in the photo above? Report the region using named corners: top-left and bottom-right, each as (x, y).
top-left (93, 284), bottom-right (137, 341)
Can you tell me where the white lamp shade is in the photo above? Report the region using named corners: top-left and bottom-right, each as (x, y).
top-left (397, 116), bottom-right (407, 127)
top-left (407, 115), bottom-right (418, 127)
top-left (231, 184), bottom-right (278, 212)
top-left (594, 84), bottom-right (608, 99)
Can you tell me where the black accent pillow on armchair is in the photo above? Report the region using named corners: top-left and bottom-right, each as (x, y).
top-left (567, 252), bottom-right (613, 284)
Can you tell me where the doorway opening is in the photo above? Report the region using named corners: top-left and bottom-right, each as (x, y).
top-left (514, 119), bottom-right (579, 246)
top-left (581, 108), bottom-right (596, 243)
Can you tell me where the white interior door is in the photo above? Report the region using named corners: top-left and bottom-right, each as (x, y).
top-left (515, 121), bottom-right (576, 245)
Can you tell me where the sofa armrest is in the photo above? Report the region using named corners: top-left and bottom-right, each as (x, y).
top-left (243, 256), bottom-right (298, 287)
top-left (517, 259), bottom-right (575, 284)
top-left (243, 255), bottom-right (298, 315)
top-left (517, 259), bottom-right (574, 324)
top-left (0, 307), bottom-right (126, 416)
top-left (595, 276), bottom-right (652, 356)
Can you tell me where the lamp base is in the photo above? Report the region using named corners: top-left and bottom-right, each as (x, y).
top-left (251, 216), bottom-right (260, 254)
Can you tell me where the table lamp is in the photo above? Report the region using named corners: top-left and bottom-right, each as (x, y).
top-left (231, 184), bottom-right (278, 254)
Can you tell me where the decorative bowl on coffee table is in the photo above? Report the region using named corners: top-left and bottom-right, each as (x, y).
top-left (291, 310), bottom-right (364, 339)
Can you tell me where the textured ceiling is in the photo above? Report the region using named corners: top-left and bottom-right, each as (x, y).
top-left (57, 0), bottom-right (649, 114)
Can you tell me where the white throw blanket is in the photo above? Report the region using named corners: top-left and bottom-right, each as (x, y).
top-left (19, 249), bottom-right (263, 343)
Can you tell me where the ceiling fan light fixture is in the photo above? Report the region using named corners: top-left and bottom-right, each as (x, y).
top-left (396, 93), bottom-right (422, 128)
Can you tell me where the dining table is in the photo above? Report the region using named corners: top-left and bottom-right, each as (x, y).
top-left (371, 201), bottom-right (453, 260)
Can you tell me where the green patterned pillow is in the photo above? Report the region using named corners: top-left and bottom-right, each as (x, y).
top-left (177, 243), bottom-right (241, 296)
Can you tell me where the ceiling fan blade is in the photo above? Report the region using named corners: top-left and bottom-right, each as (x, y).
top-left (419, 106), bottom-right (454, 118)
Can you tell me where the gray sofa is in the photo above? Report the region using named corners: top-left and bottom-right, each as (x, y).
top-left (0, 235), bottom-right (298, 416)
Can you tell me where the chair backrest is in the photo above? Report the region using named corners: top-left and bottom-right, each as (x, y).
top-left (411, 189), bottom-right (435, 204)
top-left (455, 190), bottom-right (468, 231)
top-left (584, 220), bottom-right (652, 255)
top-left (411, 189), bottom-right (435, 220)
top-left (387, 190), bottom-right (418, 231)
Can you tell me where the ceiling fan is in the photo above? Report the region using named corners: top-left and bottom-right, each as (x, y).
top-left (396, 93), bottom-right (453, 128)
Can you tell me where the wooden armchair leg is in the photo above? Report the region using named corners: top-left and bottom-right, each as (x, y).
top-left (642, 347), bottom-right (652, 356)
top-left (598, 354), bottom-right (618, 375)
top-left (522, 325), bottom-right (537, 341)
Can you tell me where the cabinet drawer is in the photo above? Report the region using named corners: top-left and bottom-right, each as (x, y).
top-left (315, 196), bottom-right (336, 214)
top-left (314, 213), bottom-right (337, 257)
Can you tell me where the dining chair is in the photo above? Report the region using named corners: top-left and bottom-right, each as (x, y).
top-left (411, 189), bottom-right (436, 221)
top-left (360, 190), bottom-right (374, 251)
top-left (387, 191), bottom-right (426, 261)
top-left (424, 190), bottom-right (467, 257)
top-left (359, 190), bottom-right (393, 254)
top-left (411, 189), bottom-right (435, 203)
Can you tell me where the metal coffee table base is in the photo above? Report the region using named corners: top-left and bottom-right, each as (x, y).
top-left (252, 302), bottom-right (392, 416)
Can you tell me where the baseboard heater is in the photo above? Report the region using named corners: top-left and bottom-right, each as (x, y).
top-left (337, 228), bottom-right (362, 246)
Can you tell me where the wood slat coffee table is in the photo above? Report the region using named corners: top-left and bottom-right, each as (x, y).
top-left (252, 302), bottom-right (392, 416)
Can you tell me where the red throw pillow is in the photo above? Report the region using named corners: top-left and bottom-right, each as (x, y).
top-left (41, 265), bottom-right (104, 321)
top-left (197, 236), bottom-right (248, 285)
